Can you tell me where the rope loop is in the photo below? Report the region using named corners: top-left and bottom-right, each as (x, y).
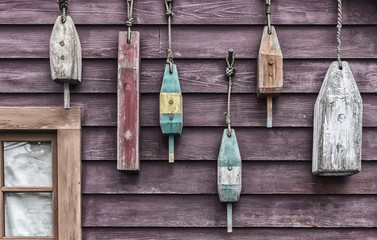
top-left (265, 0), bottom-right (271, 34)
top-left (126, 18), bottom-right (134, 27)
top-left (57, 0), bottom-right (69, 23)
top-left (165, 0), bottom-right (174, 73)
top-left (336, 0), bottom-right (343, 70)
top-left (166, 48), bottom-right (174, 74)
top-left (225, 49), bottom-right (236, 137)
top-left (165, 0), bottom-right (173, 17)
top-left (126, 0), bottom-right (135, 44)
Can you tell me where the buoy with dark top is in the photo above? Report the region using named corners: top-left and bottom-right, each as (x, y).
top-left (50, 0), bottom-right (82, 110)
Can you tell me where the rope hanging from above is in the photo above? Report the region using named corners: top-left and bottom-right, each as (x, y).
top-left (336, 0), bottom-right (343, 70)
top-left (57, 0), bottom-right (69, 23)
top-left (165, 0), bottom-right (174, 74)
top-left (225, 49), bottom-right (236, 137)
top-left (265, 0), bottom-right (271, 34)
top-left (126, 0), bottom-right (134, 44)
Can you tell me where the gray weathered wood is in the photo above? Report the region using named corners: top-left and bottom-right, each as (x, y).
top-left (313, 62), bottom-right (363, 176)
top-left (50, 15), bottom-right (82, 109)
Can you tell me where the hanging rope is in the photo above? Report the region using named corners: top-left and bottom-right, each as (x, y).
top-left (165, 0), bottom-right (174, 74)
top-left (336, 0), bottom-right (343, 70)
top-left (57, 0), bottom-right (69, 24)
top-left (225, 49), bottom-right (236, 137)
top-left (126, 0), bottom-right (134, 44)
top-left (265, 0), bottom-right (271, 34)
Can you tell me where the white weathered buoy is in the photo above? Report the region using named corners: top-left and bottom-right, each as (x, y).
top-left (313, 61), bottom-right (362, 176)
top-left (50, 15), bottom-right (82, 109)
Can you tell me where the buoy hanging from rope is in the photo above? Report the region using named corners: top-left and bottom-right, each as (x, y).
top-left (160, 0), bottom-right (183, 163)
top-left (50, 0), bottom-right (82, 110)
top-left (117, 0), bottom-right (141, 172)
top-left (257, 0), bottom-right (283, 128)
top-left (312, 0), bottom-right (362, 176)
top-left (217, 49), bottom-right (242, 233)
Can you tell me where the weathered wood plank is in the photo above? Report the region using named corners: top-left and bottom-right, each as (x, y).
top-left (82, 127), bottom-right (377, 161)
top-left (82, 195), bottom-right (377, 227)
top-left (0, 107), bottom-right (81, 130)
top-left (1, 93), bottom-right (377, 127)
top-left (313, 62), bottom-right (363, 176)
top-left (1, 0), bottom-right (376, 25)
top-left (117, 31), bottom-right (141, 171)
top-left (83, 228), bottom-right (377, 240)
top-left (2, 59), bottom-right (377, 94)
top-left (57, 129), bottom-right (82, 239)
top-left (1, 26), bottom-right (377, 59)
top-left (82, 161), bottom-right (377, 194)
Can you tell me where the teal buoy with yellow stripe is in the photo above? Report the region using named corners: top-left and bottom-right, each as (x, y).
top-left (160, 64), bottom-right (183, 163)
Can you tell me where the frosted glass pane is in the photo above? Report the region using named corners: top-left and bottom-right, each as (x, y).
top-left (4, 142), bottom-right (52, 187)
top-left (5, 192), bottom-right (53, 237)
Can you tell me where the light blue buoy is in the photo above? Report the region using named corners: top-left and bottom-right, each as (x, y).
top-left (160, 64), bottom-right (183, 163)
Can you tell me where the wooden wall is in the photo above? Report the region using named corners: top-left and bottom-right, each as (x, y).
top-left (1, 0), bottom-right (377, 239)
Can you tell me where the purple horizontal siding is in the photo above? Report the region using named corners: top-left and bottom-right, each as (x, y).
top-left (0, 0), bottom-right (376, 25)
top-left (81, 127), bottom-right (377, 161)
top-left (82, 228), bottom-right (377, 240)
top-left (1, 93), bottom-right (377, 127)
top-left (2, 59), bottom-right (377, 94)
top-left (1, 26), bottom-right (377, 59)
top-left (0, 0), bottom-right (376, 237)
top-left (82, 161), bottom-right (377, 194)
top-left (82, 195), bottom-right (377, 227)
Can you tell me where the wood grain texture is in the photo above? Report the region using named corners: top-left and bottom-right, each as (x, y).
top-left (2, 59), bottom-right (377, 94)
top-left (0, 107), bottom-right (81, 129)
top-left (49, 16), bottom-right (82, 85)
top-left (57, 129), bottom-right (82, 240)
top-left (1, 26), bottom-right (377, 59)
top-left (1, 0), bottom-right (377, 25)
top-left (83, 228), bottom-right (377, 240)
top-left (82, 161), bottom-right (377, 194)
top-left (2, 93), bottom-right (377, 127)
top-left (81, 127), bottom-right (377, 161)
top-left (82, 195), bottom-right (377, 227)
top-left (117, 31), bottom-right (140, 171)
top-left (313, 62), bottom-right (363, 176)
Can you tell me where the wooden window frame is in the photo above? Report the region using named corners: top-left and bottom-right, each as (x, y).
top-left (0, 107), bottom-right (81, 240)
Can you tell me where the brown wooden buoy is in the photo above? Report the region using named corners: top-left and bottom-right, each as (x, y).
top-left (257, 1), bottom-right (283, 128)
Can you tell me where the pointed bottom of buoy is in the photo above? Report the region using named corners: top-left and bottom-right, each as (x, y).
top-left (227, 202), bottom-right (232, 233)
top-left (169, 135), bottom-right (174, 163)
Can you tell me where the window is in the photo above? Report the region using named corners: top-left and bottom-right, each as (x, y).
top-left (0, 107), bottom-right (81, 239)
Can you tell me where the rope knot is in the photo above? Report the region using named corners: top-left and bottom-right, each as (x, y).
top-left (166, 9), bottom-right (173, 17)
top-left (165, 0), bottom-right (173, 17)
top-left (225, 67), bottom-right (236, 78)
top-left (126, 18), bottom-right (134, 27)
top-left (57, 0), bottom-right (69, 13)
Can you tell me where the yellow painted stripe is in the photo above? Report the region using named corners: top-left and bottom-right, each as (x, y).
top-left (169, 153), bottom-right (174, 163)
top-left (160, 93), bottom-right (183, 114)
